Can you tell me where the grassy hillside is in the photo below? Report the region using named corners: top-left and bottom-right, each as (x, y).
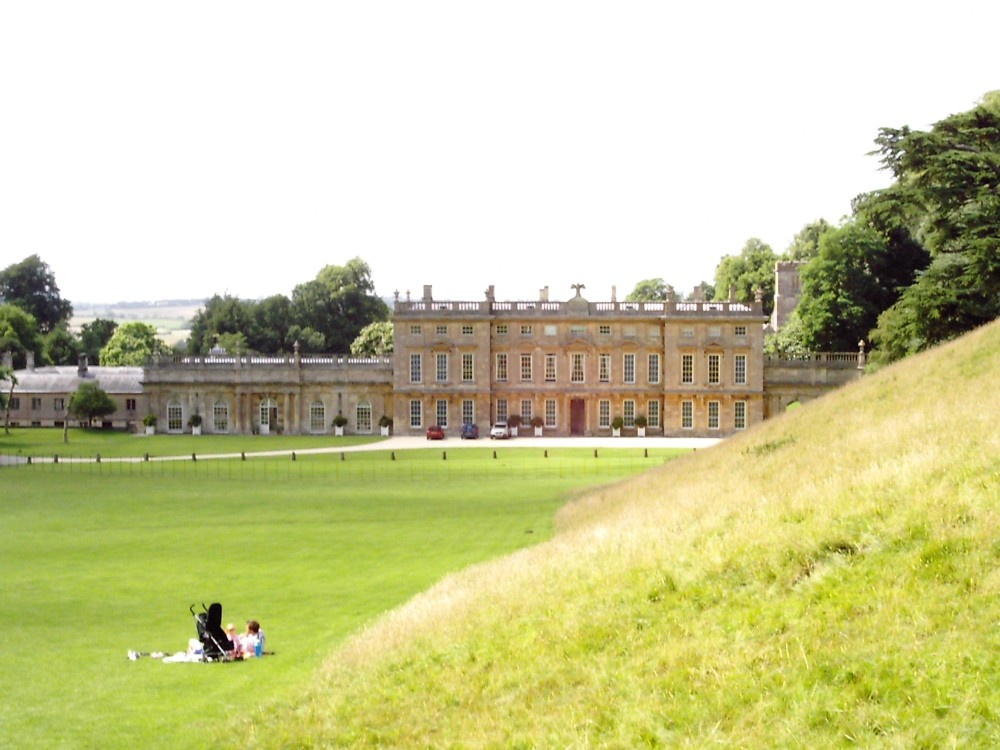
top-left (245, 320), bottom-right (1000, 748)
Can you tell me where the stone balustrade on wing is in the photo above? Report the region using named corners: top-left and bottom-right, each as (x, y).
top-left (394, 299), bottom-right (761, 317)
top-left (764, 352), bottom-right (861, 368)
top-left (147, 354), bottom-right (393, 369)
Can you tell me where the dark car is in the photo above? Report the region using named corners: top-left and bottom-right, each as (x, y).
top-left (425, 424), bottom-right (445, 440)
top-left (460, 423), bottom-right (479, 439)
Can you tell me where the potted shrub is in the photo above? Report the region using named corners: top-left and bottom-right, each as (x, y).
top-left (634, 414), bottom-right (647, 437)
top-left (611, 416), bottom-right (624, 437)
top-left (507, 414), bottom-right (521, 437)
top-left (530, 415), bottom-right (544, 436)
top-left (333, 413), bottom-right (348, 436)
top-left (379, 415), bottom-right (393, 436)
top-left (187, 412), bottom-right (203, 435)
top-left (142, 413), bottom-right (157, 435)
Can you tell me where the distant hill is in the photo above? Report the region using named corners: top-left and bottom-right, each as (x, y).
top-left (71, 300), bottom-right (204, 346)
top-left (72, 298), bottom-right (207, 308)
top-left (242, 318), bottom-right (1000, 747)
top-left (72, 299), bottom-right (205, 317)
top-left (69, 295), bottom-right (396, 349)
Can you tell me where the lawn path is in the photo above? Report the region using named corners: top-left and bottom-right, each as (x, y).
top-left (0, 435), bottom-right (720, 464)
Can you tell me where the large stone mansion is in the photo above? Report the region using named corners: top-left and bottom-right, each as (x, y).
top-left (2, 281), bottom-right (863, 438)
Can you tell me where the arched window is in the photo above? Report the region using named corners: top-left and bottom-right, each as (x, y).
top-left (167, 400), bottom-right (183, 432)
top-left (213, 401), bottom-right (229, 433)
top-left (309, 401), bottom-right (326, 433)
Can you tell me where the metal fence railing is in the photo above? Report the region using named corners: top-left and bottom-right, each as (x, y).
top-left (0, 451), bottom-right (670, 483)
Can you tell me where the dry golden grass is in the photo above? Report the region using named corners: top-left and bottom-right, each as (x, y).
top-left (243, 319), bottom-right (1000, 748)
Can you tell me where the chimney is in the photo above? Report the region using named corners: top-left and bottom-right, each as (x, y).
top-left (539, 286), bottom-right (549, 302)
top-left (78, 354), bottom-right (89, 377)
top-left (26, 351), bottom-right (35, 371)
top-left (422, 285), bottom-right (433, 302)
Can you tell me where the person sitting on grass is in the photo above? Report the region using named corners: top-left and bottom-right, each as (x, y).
top-left (240, 619), bottom-right (266, 657)
top-left (226, 623), bottom-right (242, 658)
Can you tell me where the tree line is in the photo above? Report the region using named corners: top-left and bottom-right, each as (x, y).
top-left (185, 258), bottom-right (389, 356)
top-left (0, 256), bottom-right (391, 370)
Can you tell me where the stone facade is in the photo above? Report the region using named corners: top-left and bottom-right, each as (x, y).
top-left (763, 350), bottom-right (865, 417)
top-left (2, 283), bottom-right (864, 436)
top-left (0, 352), bottom-right (142, 429)
top-left (140, 349), bottom-right (393, 435)
top-left (391, 285), bottom-right (768, 438)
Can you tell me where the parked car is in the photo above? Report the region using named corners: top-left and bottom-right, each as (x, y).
top-left (425, 424), bottom-right (445, 440)
top-left (460, 423), bottom-right (479, 439)
top-left (489, 421), bottom-right (511, 439)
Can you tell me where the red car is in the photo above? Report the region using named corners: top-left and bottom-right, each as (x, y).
top-left (425, 424), bottom-right (445, 440)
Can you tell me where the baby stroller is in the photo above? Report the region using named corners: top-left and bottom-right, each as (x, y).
top-left (191, 603), bottom-right (235, 661)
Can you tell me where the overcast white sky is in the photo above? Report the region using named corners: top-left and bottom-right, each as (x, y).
top-left (1, 2), bottom-right (997, 306)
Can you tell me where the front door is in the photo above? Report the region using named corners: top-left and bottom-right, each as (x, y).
top-left (570, 398), bottom-right (585, 436)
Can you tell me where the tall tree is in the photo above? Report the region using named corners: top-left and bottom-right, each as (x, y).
top-left (869, 259), bottom-right (973, 364)
top-left (713, 238), bottom-right (778, 316)
top-left (43, 325), bottom-right (81, 366)
top-left (187, 294), bottom-right (257, 354)
top-left (785, 219), bottom-right (834, 261)
top-left (351, 320), bottom-right (394, 357)
top-left (763, 313), bottom-right (809, 356)
top-left (795, 223), bottom-right (892, 351)
top-left (0, 304), bottom-right (44, 369)
top-left (0, 255), bottom-right (73, 333)
top-left (625, 278), bottom-right (671, 301)
top-left (216, 332), bottom-right (249, 356)
top-left (79, 318), bottom-right (118, 364)
top-left (252, 295), bottom-right (294, 353)
top-left (866, 93), bottom-right (1000, 363)
top-left (791, 213), bottom-right (928, 353)
top-left (100, 322), bottom-right (170, 366)
top-left (851, 191), bottom-right (932, 295)
top-left (291, 258), bottom-right (389, 352)
top-left (286, 325), bottom-right (326, 353)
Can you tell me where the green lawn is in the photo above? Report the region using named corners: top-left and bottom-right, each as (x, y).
top-left (0, 432), bottom-right (683, 749)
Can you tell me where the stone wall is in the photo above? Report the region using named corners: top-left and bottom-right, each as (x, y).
top-left (141, 354), bottom-right (393, 435)
top-left (762, 352), bottom-right (863, 417)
